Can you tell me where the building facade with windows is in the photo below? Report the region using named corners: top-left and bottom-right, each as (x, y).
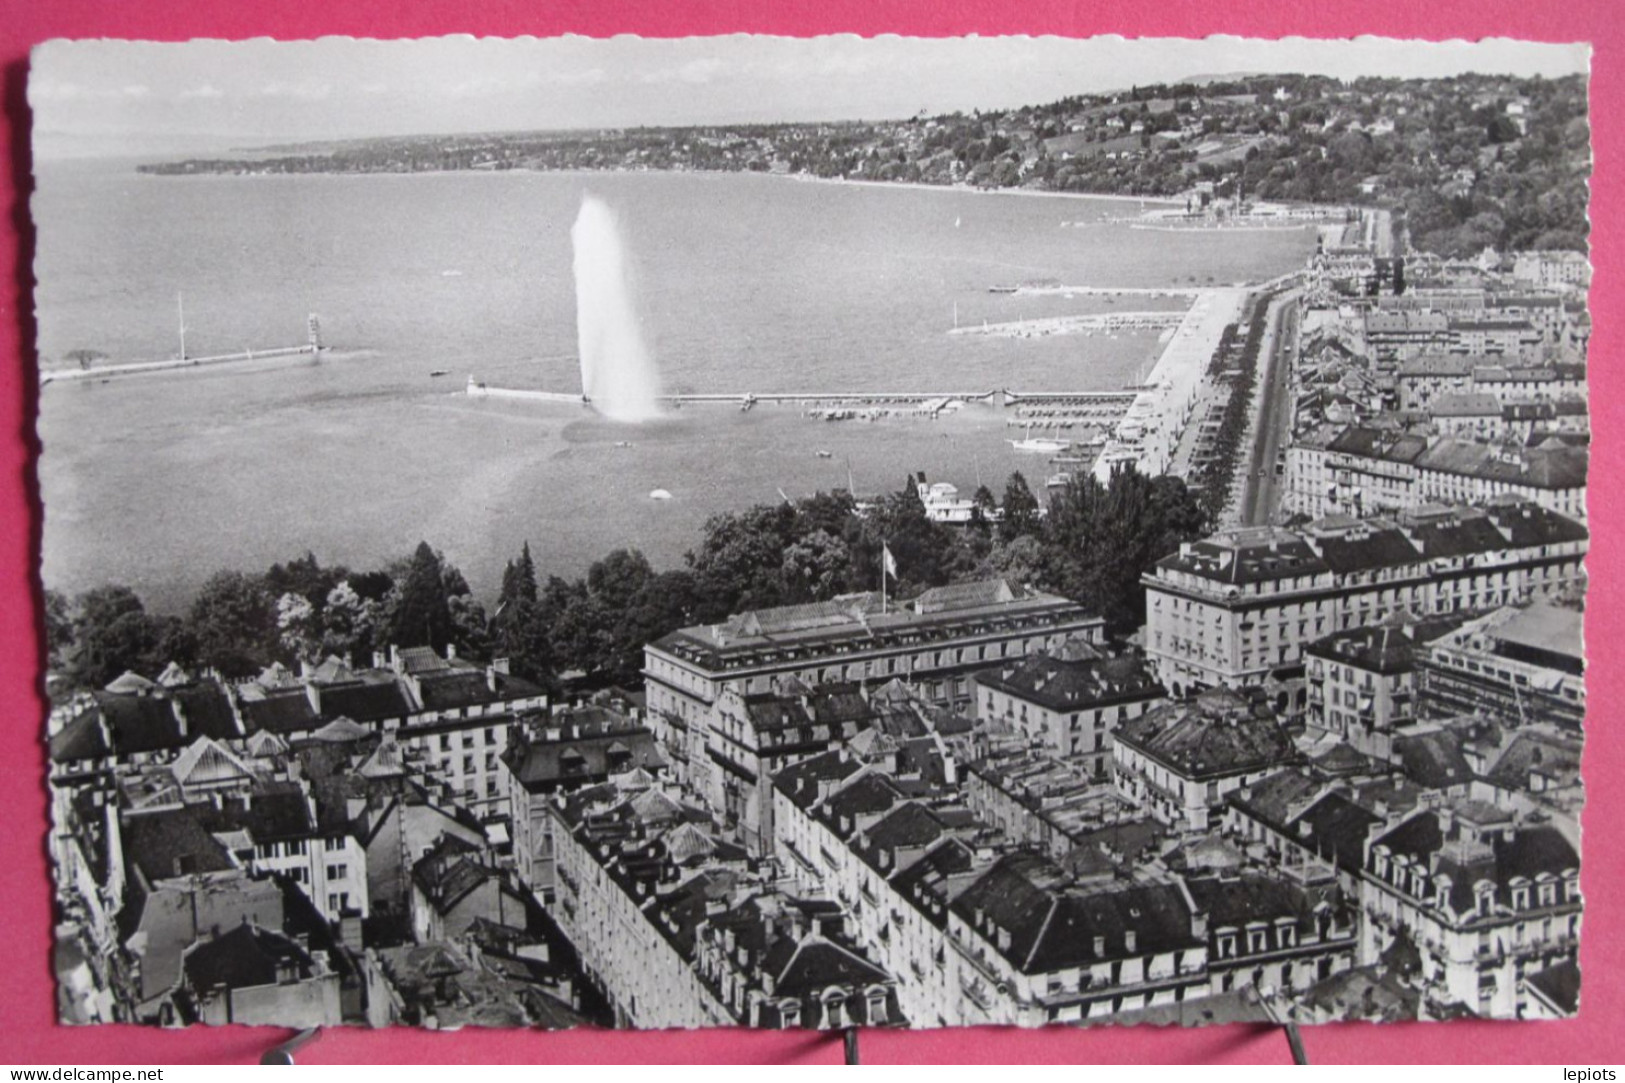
top-left (1360, 804), bottom-right (1581, 1019)
top-left (969, 650), bottom-right (1166, 779)
top-left (1144, 501), bottom-right (1588, 693)
top-left (1112, 689), bottom-right (1299, 833)
top-left (644, 579), bottom-right (1105, 786)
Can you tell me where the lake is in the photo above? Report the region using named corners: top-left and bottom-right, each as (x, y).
top-left (32, 165), bottom-right (1317, 609)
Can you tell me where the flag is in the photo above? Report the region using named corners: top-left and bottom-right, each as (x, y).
top-left (882, 542), bottom-right (898, 579)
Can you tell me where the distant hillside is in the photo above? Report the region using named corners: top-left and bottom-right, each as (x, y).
top-left (139, 71), bottom-right (1590, 257)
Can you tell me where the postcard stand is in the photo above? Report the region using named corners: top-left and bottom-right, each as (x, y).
top-left (261, 1027), bottom-right (321, 1065)
top-left (256, 1022), bottom-right (1308, 1065)
top-left (827, 1024), bottom-right (1309, 1066)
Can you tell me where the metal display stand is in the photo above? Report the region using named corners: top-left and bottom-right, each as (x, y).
top-left (257, 1021), bottom-right (1307, 1065)
top-left (261, 1028), bottom-right (322, 1065)
top-left (829, 1024), bottom-right (1309, 1066)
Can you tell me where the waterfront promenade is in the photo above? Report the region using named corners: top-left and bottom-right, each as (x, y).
top-left (1092, 288), bottom-right (1248, 482)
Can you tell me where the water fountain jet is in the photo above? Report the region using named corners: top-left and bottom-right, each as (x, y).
top-left (572, 195), bottom-right (662, 422)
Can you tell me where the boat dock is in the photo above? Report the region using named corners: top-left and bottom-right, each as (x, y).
top-left (949, 310), bottom-right (1186, 339)
top-left (660, 390), bottom-right (1000, 407)
top-left (461, 378), bottom-right (1141, 425)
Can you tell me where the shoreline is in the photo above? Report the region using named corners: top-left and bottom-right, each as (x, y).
top-left (136, 161), bottom-right (1191, 208)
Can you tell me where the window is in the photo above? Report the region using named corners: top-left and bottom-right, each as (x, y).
top-left (825, 996), bottom-right (847, 1028)
top-left (327, 864), bottom-right (347, 881)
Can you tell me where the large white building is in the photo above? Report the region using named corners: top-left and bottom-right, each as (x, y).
top-left (1144, 500), bottom-right (1588, 693)
top-left (1361, 804), bottom-right (1580, 1019)
top-left (643, 579), bottom-right (1104, 789)
top-left (1285, 427), bottom-right (1587, 522)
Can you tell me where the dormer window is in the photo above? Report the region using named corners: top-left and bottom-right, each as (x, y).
top-left (824, 994), bottom-right (847, 1029)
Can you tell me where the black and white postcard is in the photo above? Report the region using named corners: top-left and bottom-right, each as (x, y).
top-left (33, 35), bottom-right (1590, 1030)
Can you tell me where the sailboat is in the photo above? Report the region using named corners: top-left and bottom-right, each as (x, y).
top-left (1008, 422), bottom-right (1070, 454)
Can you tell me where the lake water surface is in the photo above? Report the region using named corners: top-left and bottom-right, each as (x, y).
top-left (33, 165), bottom-right (1316, 608)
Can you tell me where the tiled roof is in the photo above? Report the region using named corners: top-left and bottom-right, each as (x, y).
top-left (1394, 729), bottom-right (1475, 789)
top-left (1115, 689), bottom-right (1296, 780)
top-left (767, 935), bottom-right (891, 995)
top-left (821, 773), bottom-right (905, 824)
top-left (971, 651), bottom-right (1165, 713)
top-left (318, 681), bottom-right (412, 723)
top-left (1185, 873), bottom-right (1324, 929)
top-left (240, 691), bottom-right (319, 736)
top-left (171, 681), bottom-right (240, 741)
top-left (772, 750), bottom-right (863, 810)
top-left (1525, 960), bottom-right (1580, 1015)
top-left (95, 693), bottom-right (185, 755)
top-left (105, 671), bottom-right (158, 695)
top-left (121, 808), bottom-right (236, 884)
top-left (395, 646), bottom-right (450, 675)
top-left (1155, 529), bottom-right (1328, 586)
top-left (170, 737), bottom-right (255, 788)
top-left (1315, 527), bottom-right (1421, 574)
top-left (952, 852), bottom-right (1200, 975)
top-left (1374, 810), bottom-right (1577, 912)
top-left (416, 671), bottom-right (500, 711)
top-left (194, 784), bottom-right (318, 845)
top-left (412, 834), bottom-right (497, 913)
top-left (182, 923), bottom-right (315, 992)
top-left (913, 578), bottom-right (1023, 614)
top-left (503, 726), bottom-right (664, 793)
top-left (49, 711), bottom-right (109, 764)
top-left (307, 716), bottom-right (373, 744)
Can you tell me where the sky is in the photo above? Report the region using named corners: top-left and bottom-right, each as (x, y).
top-left (30, 34), bottom-right (1593, 159)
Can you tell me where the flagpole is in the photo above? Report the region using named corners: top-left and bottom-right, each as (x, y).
top-left (881, 540), bottom-right (887, 615)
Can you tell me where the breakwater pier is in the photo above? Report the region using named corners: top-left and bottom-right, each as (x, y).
top-left (41, 313), bottom-right (327, 387)
top-left (41, 343), bottom-right (323, 386)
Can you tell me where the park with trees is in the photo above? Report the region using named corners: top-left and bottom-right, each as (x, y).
top-left (45, 464), bottom-right (1211, 695)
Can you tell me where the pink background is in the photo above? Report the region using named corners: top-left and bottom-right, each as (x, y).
top-left (1, 0), bottom-right (1619, 1065)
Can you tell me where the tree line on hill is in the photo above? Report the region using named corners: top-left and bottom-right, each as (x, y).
top-left (46, 466), bottom-right (1208, 695)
